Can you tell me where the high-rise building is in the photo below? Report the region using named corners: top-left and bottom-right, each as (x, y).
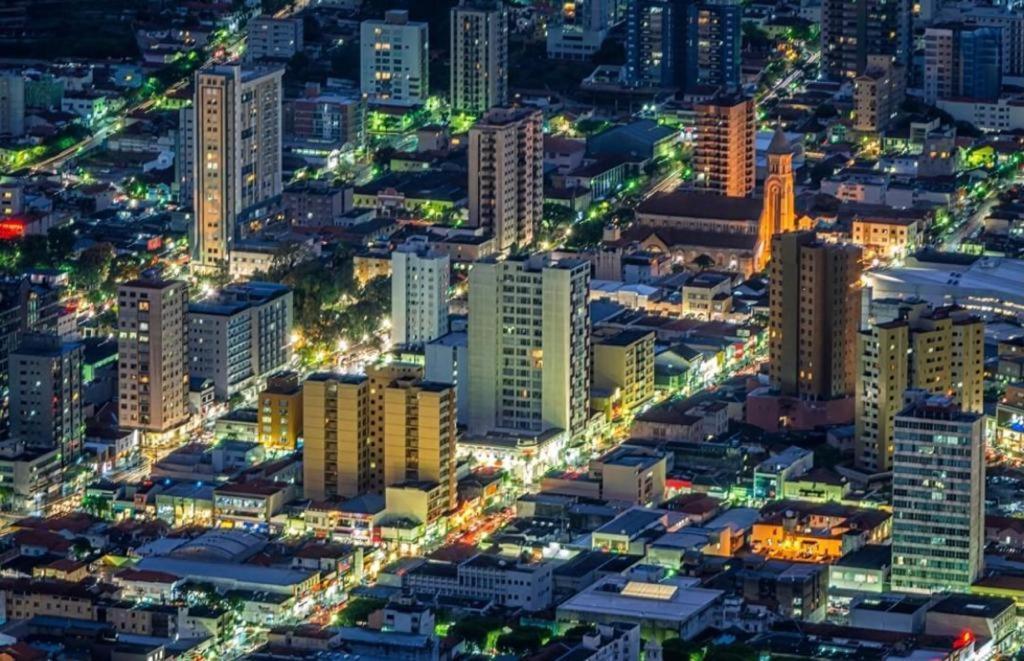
top-left (0, 73), bottom-right (26, 138)
top-left (188, 281), bottom-right (293, 400)
top-left (391, 238), bottom-right (449, 348)
top-left (694, 0), bottom-right (741, 91)
top-left (924, 24), bottom-right (1002, 105)
top-left (450, 0), bottom-right (508, 115)
top-left (257, 371), bottom-right (303, 452)
top-left (117, 279), bottom-right (190, 434)
top-left (624, 0), bottom-right (740, 91)
top-left (175, 105), bottom-right (195, 207)
top-left (366, 362), bottom-right (423, 493)
top-left (0, 280), bottom-right (28, 437)
top-left (957, 5), bottom-right (1024, 77)
top-left (192, 65), bottom-right (283, 274)
top-left (9, 333), bottom-right (83, 463)
top-left (891, 395), bottom-right (984, 594)
top-left (695, 93), bottom-right (755, 198)
top-left (756, 126), bottom-right (796, 270)
top-left (855, 303), bottom-right (984, 472)
top-left (625, 0), bottom-right (694, 89)
top-left (468, 254), bottom-right (591, 438)
top-left (247, 16), bottom-right (304, 62)
top-left (360, 10), bottom-right (429, 106)
top-left (769, 232), bottom-right (862, 401)
top-left (468, 106), bottom-right (543, 251)
top-left (821, 0), bottom-right (912, 80)
top-left (592, 329), bottom-right (656, 415)
top-left (302, 373), bottom-right (370, 501)
top-left (383, 377), bottom-right (457, 513)
top-left (853, 55), bottom-right (906, 133)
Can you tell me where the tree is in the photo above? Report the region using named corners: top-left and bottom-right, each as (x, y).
top-left (450, 615), bottom-right (504, 649)
top-left (20, 235), bottom-right (49, 269)
top-left (495, 626), bottom-right (549, 655)
top-left (73, 242), bottom-right (115, 293)
top-left (47, 225), bottom-right (76, 261)
top-left (336, 597), bottom-right (386, 627)
top-left (693, 254), bottom-right (716, 271)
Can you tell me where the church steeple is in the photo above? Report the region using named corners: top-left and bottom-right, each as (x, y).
top-left (757, 125), bottom-right (796, 271)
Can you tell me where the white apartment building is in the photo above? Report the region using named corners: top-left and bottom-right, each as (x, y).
top-left (391, 237), bottom-right (449, 348)
top-left (360, 10), bottom-right (429, 106)
top-left (468, 253), bottom-right (591, 439)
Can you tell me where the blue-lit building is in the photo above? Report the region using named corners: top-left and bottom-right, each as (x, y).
top-left (625, 0), bottom-right (739, 91)
top-left (960, 25), bottom-right (1002, 101)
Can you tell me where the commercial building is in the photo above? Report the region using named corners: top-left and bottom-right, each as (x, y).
top-left (360, 10), bottom-right (429, 106)
top-left (450, 0), bottom-right (508, 115)
top-left (405, 553), bottom-right (554, 612)
top-left (117, 279), bottom-right (190, 434)
top-left (768, 232), bottom-right (862, 402)
top-left (188, 282), bottom-right (293, 400)
top-left (821, 0), bottom-right (911, 80)
top-left (257, 371), bottom-right (303, 452)
top-left (247, 16), bottom-right (303, 62)
top-left (694, 94), bottom-right (755, 198)
top-left (925, 24), bottom-right (1002, 105)
top-left (468, 106), bottom-right (543, 252)
top-left (192, 65), bottom-right (283, 274)
top-left (546, 0), bottom-right (613, 60)
top-left (391, 238), bottom-right (449, 348)
top-left (0, 442), bottom-right (60, 514)
top-left (9, 333), bottom-right (83, 462)
top-left (592, 329), bottom-right (655, 416)
top-left (853, 56), bottom-right (906, 133)
top-left (284, 92), bottom-right (364, 149)
top-left (891, 396), bottom-right (984, 594)
top-left (855, 302), bottom-right (984, 472)
top-left (468, 254), bottom-right (591, 439)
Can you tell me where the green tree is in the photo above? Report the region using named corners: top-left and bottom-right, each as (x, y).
top-left (450, 616), bottom-right (504, 649)
top-left (47, 225), bottom-right (76, 261)
top-left (336, 597), bottom-right (386, 627)
top-left (20, 235), bottom-right (49, 269)
top-left (73, 242), bottom-right (115, 293)
top-left (496, 626), bottom-right (550, 655)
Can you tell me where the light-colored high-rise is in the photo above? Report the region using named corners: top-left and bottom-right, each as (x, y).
top-left (450, 0), bottom-right (508, 115)
top-left (247, 16), bottom-right (304, 62)
top-left (855, 303), bottom-right (984, 472)
top-left (695, 94), bottom-right (755, 198)
top-left (360, 10), bottom-right (429, 106)
top-left (468, 254), bottom-right (591, 438)
top-left (383, 377), bottom-right (457, 513)
top-left (0, 73), bottom-right (25, 138)
top-left (9, 333), bottom-right (83, 463)
top-left (891, 395), bottom-right (984, 594)
top-left (769, 232), bottom-right (862, 401)
top-left (117, 279), bottom-right (190, 434)
top-left (391, 238), bottom-right (449, 348)
top-left (193, 65), bottom-right (283, 274)
top-left (468, 106), bottom-right (543, 252)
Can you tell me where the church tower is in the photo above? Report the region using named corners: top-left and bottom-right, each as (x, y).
top-left (757, 126), bottom-right (796, 271)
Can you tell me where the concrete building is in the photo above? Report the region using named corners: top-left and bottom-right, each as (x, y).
top-left (625, 0), bottom-right (692, 89)
top-left (891, 396), bottom-right (984, 594)
top-left (855, 303), bottom-right (984, 472)
top-left (9, 333), bottom-right (83, 463)
top-left (756, 126), bottom-right (796, 270)
top-left (592, 329), bottom-right (655, 416)
top-left (0, 73), bottom-right (25, 138)
top-left (546, 0), bottom-right (613, 61)
top-left (468, 254), bottom-right (591, 439)
top-left (247, 17), bottom-right (303, 62)
top-left (769, 232), bottom-right (862, 402)
top-left (383, 377), bottom-right (457, 514)
top-left (118, 279), bottom-right (190, 434)
top-left (695, 94), bottom-right (755, 198)
top-left (193, 65), bottom-right (283, 274)
top-left (284, 92), bottom-right (364, 148)
top-left (405, 553), bottom-right (554, 612)
top-left (468, 106), bottom-right (543, 252)
top-left (854, 56), bottom-right (906, 133)
top-left (450, 0), bottom-right (508, 114)
top-left (257, 371), bottom-right (303, 452)
top-left (424, 332), bottom-right (468, 425)
top-left (925, 24), bottom-right (1002, 105)
top-left (391, 237), bottom-right (449, 348)
top-left (821, 0), bottom-right (911, 80)
top-left (188, 282), bottom-right (293, 400)
top-left (302, 373), bottom-right (370, 502)
top-left (360, 10), bottom-right (429, 106)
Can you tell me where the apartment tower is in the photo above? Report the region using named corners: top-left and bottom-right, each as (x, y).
top-left (193, 65), bottom-right (283, 274)
top-left (468, 106), bottom-right (543, 251)
top-left (695, 93), bottom-right (755, 198)
top-left (450, 0), bottom-right (508, 114)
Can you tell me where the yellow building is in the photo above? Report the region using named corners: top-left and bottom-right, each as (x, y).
top-left (302, 373), bottom-right (370, 502)
top-left (592, 329), bottom-right (655, 419)
top-left (258, 371), bottom-right (304, 452)
top-left (851, 216), bottom-right (920, 263)
top-left (354, 251), bottom-right (392, 286)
